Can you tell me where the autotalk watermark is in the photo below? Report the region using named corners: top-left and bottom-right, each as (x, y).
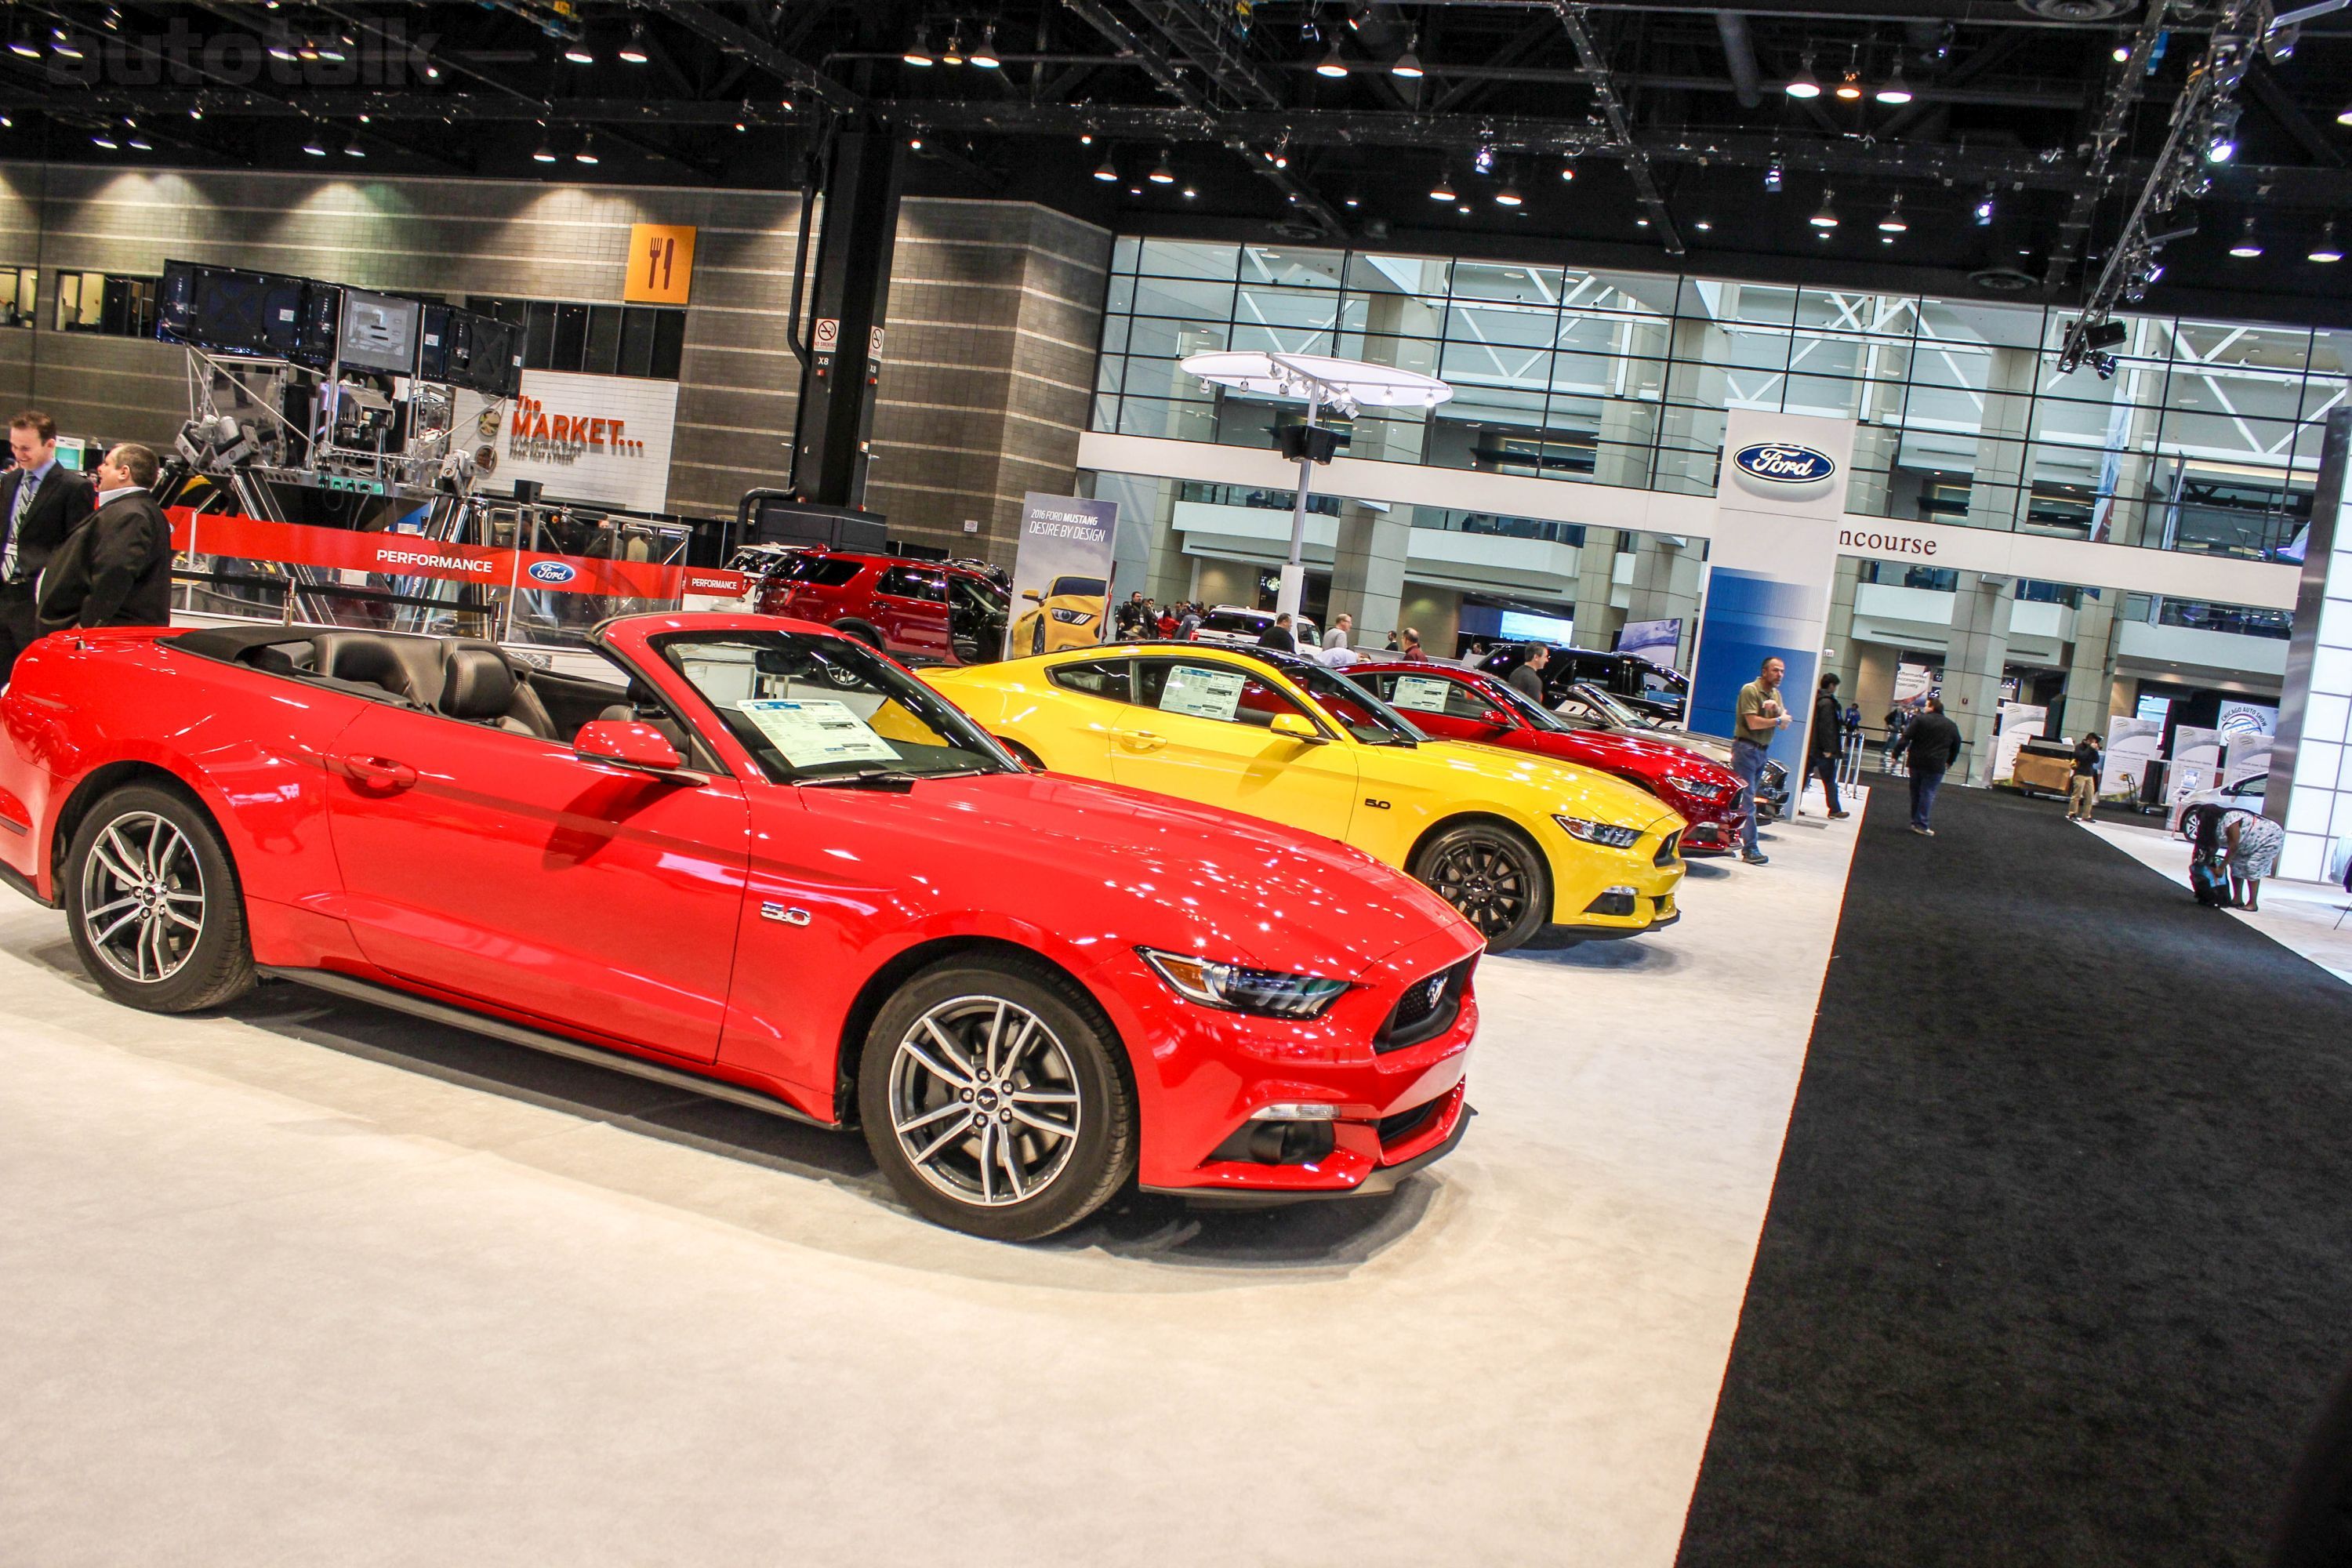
top-left (44, 21), bottom-right (439, 88)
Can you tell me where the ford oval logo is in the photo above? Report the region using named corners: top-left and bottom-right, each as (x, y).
top-left (528, 561), bottom-right (579, 584)
top-left (1733, 442), bottom-right (1837, 485)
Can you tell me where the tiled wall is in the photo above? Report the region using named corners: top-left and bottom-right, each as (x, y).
top-left (0, 163), bottom-right (1110, 560)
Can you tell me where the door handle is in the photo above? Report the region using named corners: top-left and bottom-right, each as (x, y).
top-left (1114, 728), bottom-right (1165, 751)
top-left (342, 755), bottom-right (418, 789)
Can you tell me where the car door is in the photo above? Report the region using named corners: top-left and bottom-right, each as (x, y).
top-left (1109, 656), bottom-right (1357, 843)
top-left (323, 690), bottom-right (750, 1062)
top-left (874, 567), bottom-right (951, 658)
top-left (1027, 656), bottom-right (1131, 775)
top-left (1364, 668), bottom-right (1517, 746)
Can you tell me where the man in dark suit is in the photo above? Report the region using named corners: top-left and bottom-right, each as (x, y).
top-left (38, 442), bottom-right (172, 635)
top-left (1892, 695), bottom-right (1965, 838)
top-left (0, 409), bottom-right (96, 681)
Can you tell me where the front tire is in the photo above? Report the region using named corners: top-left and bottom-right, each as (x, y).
top-left (1410, 820), bottom-right (1552, 953)
top-left (858, 954), bottom-right (1134, 1241)
top-left (64, 783), bottom-right (255, 1013)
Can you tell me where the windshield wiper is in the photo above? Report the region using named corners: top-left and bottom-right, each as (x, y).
top-left (797, 768), bottom-right (923, 792)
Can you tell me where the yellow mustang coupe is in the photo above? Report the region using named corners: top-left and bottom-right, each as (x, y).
top-left (1006, 575), bottom-right (1110, 657)
top-left (921, 643), bottom-right (1686, 951)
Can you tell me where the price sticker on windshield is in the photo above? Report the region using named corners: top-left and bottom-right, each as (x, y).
top-left (1158, 665), bottom-right (1247, 721)
top-left (1389, 675), bottom-right (1455, 715)
top-left (738, 699), bottom-right (899, 768)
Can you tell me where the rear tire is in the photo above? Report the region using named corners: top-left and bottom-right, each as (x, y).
top-left (1410, 820), bottom-right (1552, 953)
top-left (858, 953), bottom-right (1134, 1242)
top-left (64, 784), bottom-right (255, 1014)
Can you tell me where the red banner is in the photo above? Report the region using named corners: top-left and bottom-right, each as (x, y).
top-left (169, 509), bottom-right (748, 600)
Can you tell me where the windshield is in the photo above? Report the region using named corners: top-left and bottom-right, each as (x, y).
top-left (653, 629), bottom-right (1018, 784)
top-left (950, 576), bottom-right (1008, 617)
top-left (1287, 662), bottom-right (1427, 746)
top-left (1573, 681), bottom-right (1650, 728)
top-left (1484, 674), bottom-right (1574, 732)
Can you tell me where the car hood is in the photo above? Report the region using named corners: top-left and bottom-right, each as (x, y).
top-left (790, 768), bottom-right (1477, 981)
top-left (1396, 739), bottom-right (1686, 834)
top-left (1536, 728), bottom-right (1738, 785)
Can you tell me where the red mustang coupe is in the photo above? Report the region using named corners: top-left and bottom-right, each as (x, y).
top-left (0, 614), bottom-right (1479, 1241)
top-left (1348, 660), bottom-right (1749, 855)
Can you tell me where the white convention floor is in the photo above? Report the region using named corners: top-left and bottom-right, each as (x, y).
top-left (0, 807), bottom-right (1862, 1568)
top-left (2084, 816), bottom-right (2352, 988)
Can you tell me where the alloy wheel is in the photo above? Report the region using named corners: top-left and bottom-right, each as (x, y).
top-left (887, 996), bottom-right (1083, 1207)
top-left (1428, 837), bottom-right (1530, 939)
top-left (78, 811), bottom-right (206, 985)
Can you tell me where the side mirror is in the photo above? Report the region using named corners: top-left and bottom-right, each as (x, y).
top-left (1269, 712), bottom-right (1325, 744)
top-left (1476, 709), bottom-right (1513, 728)
top-left (1022, 589), bottom-right (1044, 604)
top-left (574, 719), bottom-right (688, 775)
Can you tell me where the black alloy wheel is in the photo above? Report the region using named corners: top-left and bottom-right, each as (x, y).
top-left (858, 953), bottom-right (1134, 1241)
top-left (64, 783), bottom-right (256, 1013)
top-left (1410, 822), bottom-right (1552, 953)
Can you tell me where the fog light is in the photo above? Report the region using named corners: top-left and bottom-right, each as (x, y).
top-left (1584, 886), bottom-right (1639, 917)
top-left (1250, 1102), bottom-right (1341, 1120)
top-left (1212, 1117), bottom-right (1338, 1166)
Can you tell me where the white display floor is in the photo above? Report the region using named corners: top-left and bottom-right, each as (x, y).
top-left (2083, 817), bottom-right (2352, 988)
top-left (0, 810), bottom-right (1861, 1566)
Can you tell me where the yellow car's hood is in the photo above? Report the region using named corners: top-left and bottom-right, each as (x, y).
top-left (1377, 738), bottom-right (1687, 836)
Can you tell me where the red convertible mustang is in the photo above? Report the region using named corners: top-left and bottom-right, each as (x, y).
top-left (0, 614), bottom-right (1479, 1241)
top-left (1347, 661), bottom-right (1750, 855)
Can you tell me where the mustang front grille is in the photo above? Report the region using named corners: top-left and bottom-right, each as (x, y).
top-left (1374, 958), bottom-right (1474, 1054)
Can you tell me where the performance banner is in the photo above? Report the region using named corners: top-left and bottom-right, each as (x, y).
top-left (1686, 409), bottom-right (1858, 780)
top-left (169, 509), bottom-right (746, 600)
top-left (1004, 493), bottom-right (1117, 659)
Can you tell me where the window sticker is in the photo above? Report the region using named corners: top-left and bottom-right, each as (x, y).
top-left (1389, 674), bottom-right (1457, 715)
top-left (737, 699), bottom-right (899, 768)
top-left (1158, 664), bottom-right (1248, 721)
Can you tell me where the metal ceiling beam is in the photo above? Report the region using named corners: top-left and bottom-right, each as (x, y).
top-left (631, 0), bottom-right (862, 115)
top-left (1120, 0), bottom-right (1289, 111)
top-left (1545, 2), bottom-right (1682, 255)
top-left (2245, 57), bottom-right (2347, 166)
top-left (1059, 0), bottom-right (1347, 232)
top-left (2042, 0), bottom-right (2172, 289)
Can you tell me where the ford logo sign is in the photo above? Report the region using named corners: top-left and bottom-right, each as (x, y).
top-left (528, 561), bottom-right (579, 585)
top-left (1733, 442), bottom-right (1838, 487)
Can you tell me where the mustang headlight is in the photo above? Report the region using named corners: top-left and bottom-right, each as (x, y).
top-left (1138, 947), bottom-right (1350, 1019)
top-left (1049, 607), bottom-right (1094, 625)
top-left (1553, 814), bottom-right (1643, 850)
top-left (1664, 772), bottom-right (1732, 802)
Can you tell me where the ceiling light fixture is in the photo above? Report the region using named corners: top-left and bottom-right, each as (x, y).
top-left (2227, 218), bottom-right (2262, 257)
top-left (1392, 34), bottom-right (1425, 78)
top-left (91, 129), bottom-right (119, 150)
top-left (1973, 186), bottom-right (1996, 225)
top-left (902, 28), bottom-right (935, 66)
top-left (532, 129), bottom-right (557, 163)
top-left (619, 21), bottom-right (650, 64)
top-left (302, 129), bottom-right (328, 156)
top-left (1149, 149), bottom-right (1175, 184)
top-left (1473, 142), bottom-right (1495, 175)
top-left (2112, 42), bottom-right (2131, 63)
top-left (1878, 194), bottom-right (1908, 233)
top-left (269, 37), bottom-right (298, 62)
top-left (318, 40), bottom-right (346, 62)
top-left (1764, 160), bottom-right (1783, 192)
top-left (1785, 54), bottom-right (1820, 99)
top-left (941, 31), bottom-right (965, 66)
top-left (1835, 69), bottom-right (1863, 101)
top-left (50, 27), bottom-right (82, 60)
top-left (6, 31), bottom-right (38, 60)
top-left (1692, 219), bottom-right (1712, 231)
top-left (575, 133), bottom-right (600, 166)
top-left (1875, 60), bottom-right (1913, 104)
top-left (2311, 222), bottom-right (2344, 263)
top-left (2205, 103), bottom-right (2241, 164)
top-left (1809, 189), bottom-right (1839, 228)
top-left (1182, 185), bottom-right (1198, 199)
top-left (1316, 42), bottom-right (1348, 77)
top-left (1559, 158), bottom-right (1576, 182)
top-left (971, 25), bottom-right (1000, 69)
top-left (907, 133), bottom-right (924, 150)
top-left (1093, 154), bottom-right (1118, 182)
top-left (562, 40), bottom-right (594, 66)
top-left (1428, 170), bottom-right (1457, 201)
top-left (1494, 181), bottom-right (1523, 207)
top-left (344, 135), bottom-right (365, 158)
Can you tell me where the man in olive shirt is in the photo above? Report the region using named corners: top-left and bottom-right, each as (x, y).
top-left (1730, 655), bottom-right (1790, 865)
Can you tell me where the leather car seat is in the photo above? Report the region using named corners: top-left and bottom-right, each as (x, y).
top-left (441, 644), bottom-right (556, 739)
top-left (310, 631), bottom-right (445, 705)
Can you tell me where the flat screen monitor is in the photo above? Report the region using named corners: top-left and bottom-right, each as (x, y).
top-left (157, 260), bottom-right (326, 368)
top-left (461, 312), bottom-right (522, 397)
top-left (339, 288), bottom-right (419, 375)
top-left (416, 303), bottom-right (452, 383)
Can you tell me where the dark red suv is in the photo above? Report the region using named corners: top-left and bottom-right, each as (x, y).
top-left (755, 550), bottom-right (1008, 665)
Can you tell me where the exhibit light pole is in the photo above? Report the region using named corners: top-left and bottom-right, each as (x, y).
top-left (1179, 350), bottom-right (1452, 621)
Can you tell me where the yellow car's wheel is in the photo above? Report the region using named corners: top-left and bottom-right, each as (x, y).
top-left (1410, 820), bottom-right (1551, 953)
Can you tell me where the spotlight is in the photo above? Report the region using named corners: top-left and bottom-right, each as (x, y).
top-left (2092, 352), bottom-right (2118, 379)
top-left (318, 41), bottom-right (345, 62)
top-left (1316, 42), bottom-right (1348, 78)
top-left (187, 105), bottom-right (201, 121)
top-left (2205, 106), bottom-right (2239, 164)
top-left (1559, 159), bottom-right (1576, 182)
top-left (1809, 190), bottom-right (1838, 228)
top-left (269, 38), bottom-right (298, 62)
top-left (619, 23), bottom-right (650, 64)
top-left (575, 133), bottom-right (599, 165)
top-left (1473, 143), bottom-right (1495, 175)
top-left (2339, 104), bottom-right (2352, 128)
top-left (1785, 56), bottom-right (1820, 99)
top-left (971, 25), bottom-right (1000, 69)
top-left (532, 132), bottom-right (557, 163)
top-left (1080, 132), bottom-right (1092, 144)
top-left (562, 41), bottom-right (594, 66)
top-left (1149, 150), bottom-right (1175, 184)
top-left (302, 129), bottom-right (328, 156)
top-left (1877, 194), bottom-right (1907, 233)
top-left (2227, 217), bottom-right (2261, 258)
top-left (2312, 223), bottom-right (2344, 263)
top-left (1875, 61), bottom-right (1913, 104)
top-left (343, 135), bottom-right (365, 158)
top-left (1494, 182), bottom-right (1523, 207)
top-left (1835, 70), bottom-right (1863, 101)
top-left (1344, 193), bottom-right (1360, 206)
top-left (1428, 171), bottom-right (1457, 201)
top-left (1973, 187), bottom-right (1996, 225)
top-left (907, 134), bottom-right (923, 151)
top-left (941, 31), bottom-right (965, 66)
top-left (1692, 219), bottom-right (1712, 231)
top-left (733, 120), bottom-right (747, 132)
top-left (1182, 185), bottom-right (1198, 200)
top-left (91, 129), bottom-right (119, 150)
top-left (2111, 42), bottom-right (2130, 63)
top-left (6, 32), bottom-right (37, 60)
top-left (902, 28), bottom-right (935, 67)
top-left (1392, 34), bottom-right (1424, 78)
top-left (50, 27), bottom-right (82, 60)
top-left (2145, 260), bottom-right (2165, 282)
top-left (1093, 154), bottom-right (1118, 182)
top-left (1764, 161), bottom-right (1783, 192)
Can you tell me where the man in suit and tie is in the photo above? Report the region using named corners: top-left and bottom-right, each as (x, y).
top-left (38, 442), bottom-right (172, 636)
top-left (0, 410), bottom-right (96, 682)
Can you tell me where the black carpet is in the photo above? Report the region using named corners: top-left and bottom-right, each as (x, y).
top-left (1675, 779), bottom-right (2352, 1567)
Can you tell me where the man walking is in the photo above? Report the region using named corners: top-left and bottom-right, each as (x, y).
top-left (0, 410), bottom-right (96, 684)
top-left (1322, 613), bottom-right (1352, 652)
top-left (1256, 612), bottom-right (1298, 652)
top-left (1806, 673), bottom-right (1851, 819)
top-left (1893, 695), bottom-right (1963, 837)
top-left (1507, 644), bottom-right (1549, 703)
top-left (2067, 731), bottom-right (2104, 822)
top-left (37, 443), bottom-right (172, 634)
top-left (1731, 655), bottom-right (1791, 865)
